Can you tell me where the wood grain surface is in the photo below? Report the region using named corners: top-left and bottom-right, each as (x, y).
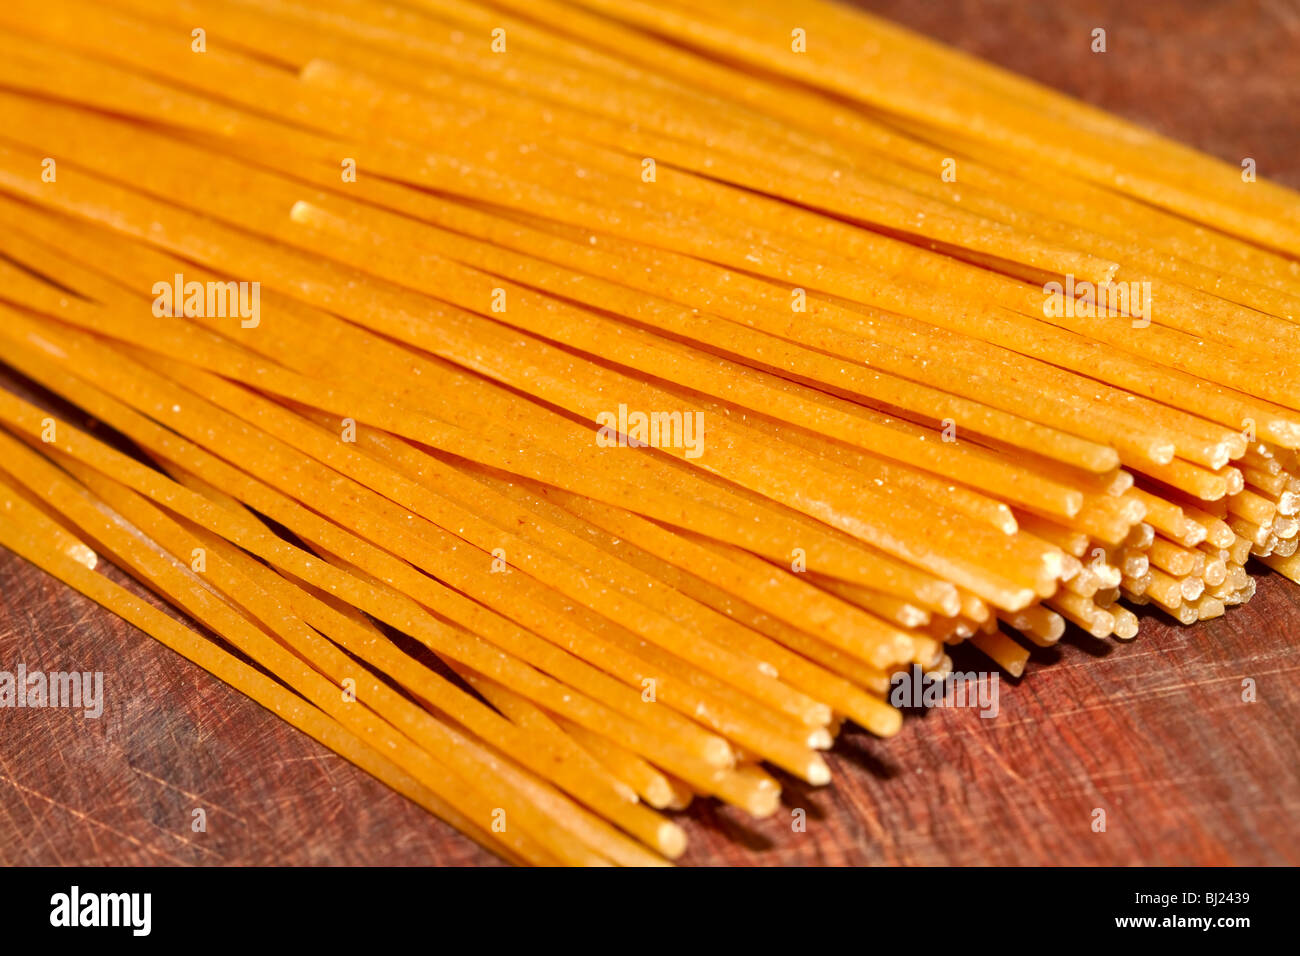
top-left (2, 0), bottom-right (1299, 866)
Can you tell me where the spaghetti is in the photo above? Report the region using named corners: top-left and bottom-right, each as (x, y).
top-left (0, 0), bottom-right (1296, 865)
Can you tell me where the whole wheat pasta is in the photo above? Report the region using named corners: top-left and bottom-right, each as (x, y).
top-left (969, 630), bottom-right (1031, 678)
top-left (0, 187), bottom-right (1034, 598)
top-left (7, 396), bottom-right (798, 794)
top-left (1, 0), bottom-right (1298, 866)
top-left (0, 381), bottom-right (776, 787)
top-left (0, 435), bottom-right (614, 864)
top-left (0, 495), bottom-right (542, 865)
top-left (997, 606), bottom-right (1065, 647)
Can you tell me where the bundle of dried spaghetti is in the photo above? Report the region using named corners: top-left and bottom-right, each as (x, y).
top-left (0, 0), bottom-right (1296, 865)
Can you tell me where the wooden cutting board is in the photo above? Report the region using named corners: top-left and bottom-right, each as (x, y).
top-left (1, 0), bottom-right (1298, 866)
